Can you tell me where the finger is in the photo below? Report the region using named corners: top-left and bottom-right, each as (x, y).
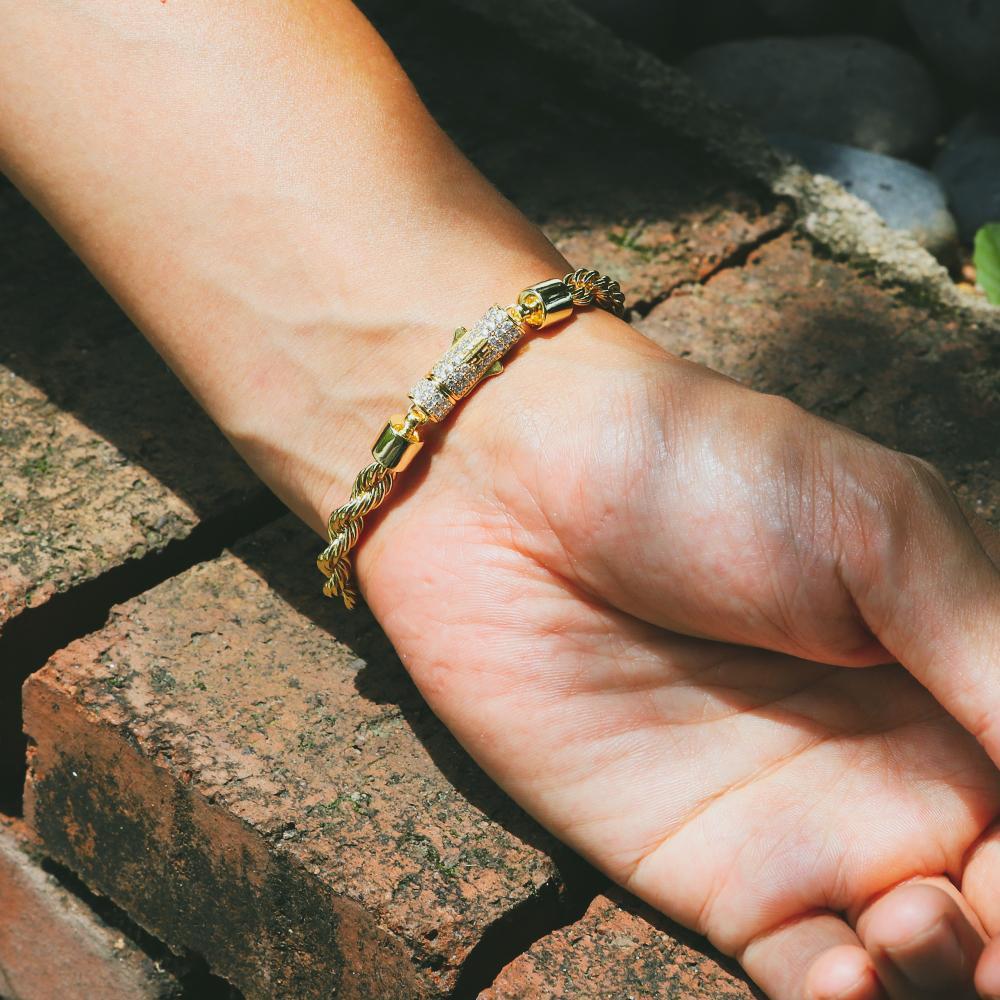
top-left (840, 454), bottom-right (1000, 764)
top-left (739, 912), bottom-right (876, 1000)
top-left (854, 878), bottom-right (984, 998)
top-left (960, 817), bottom-right (1000, 936)
top-left (806, 945), bottom-right (885, 1000)
top-left (975, 936), bottom-right (1000, 999)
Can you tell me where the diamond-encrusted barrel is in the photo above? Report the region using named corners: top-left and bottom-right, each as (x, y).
top-left (408, 305), bottom-right (524, 422)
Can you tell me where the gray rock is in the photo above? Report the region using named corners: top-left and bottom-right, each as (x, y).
top-left (900, 0), bottom-right (1000, 95)
top-left (681, 36), bottom-right (944, 158)
top-left (771, 133), bottom-right (959, 259)
top-left (934, 112), bottom-right (1000, 244)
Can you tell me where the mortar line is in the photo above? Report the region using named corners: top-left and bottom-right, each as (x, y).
top-left (38, 855), bottom-right (244, 999)
top-left (449, 864), bottom-right (607, 998)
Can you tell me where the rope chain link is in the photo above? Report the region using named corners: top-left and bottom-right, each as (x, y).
top-left (318, 267), bottom-right (626, 609)
top-left (563, 267), bottom-right (626, 317)
top-left (317, 461), bottom-right (394, 609)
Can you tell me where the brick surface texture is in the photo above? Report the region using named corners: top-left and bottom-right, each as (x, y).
top-left (481, 891), bottom-right (757, 999)
top-left (0, 181), bottom-right (265, 631)
top-left (0, 816), bottom-right (181, 1000)
top-left (635, 233), bottom-right (1000, 524)
top-left (22, 520), bottom-right (570, 999)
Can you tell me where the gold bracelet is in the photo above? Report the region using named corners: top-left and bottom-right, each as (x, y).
top-left (317, 267), bottom-right (626, 610)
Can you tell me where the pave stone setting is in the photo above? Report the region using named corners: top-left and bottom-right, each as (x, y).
top-left (408, 305), bottom-right (524, 421)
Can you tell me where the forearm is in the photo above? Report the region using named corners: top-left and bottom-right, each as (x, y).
top-left (0, 0), bottom-right (570, 532)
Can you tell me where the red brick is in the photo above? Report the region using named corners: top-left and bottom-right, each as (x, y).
top-left (22, 518), bottom-right (577, 999)
top-left (480, 891), bottom-right (755, 999)
top-left (0, 816), bottom-right (181, 1000)
top-left (0, 179), bottom-right (266, 630)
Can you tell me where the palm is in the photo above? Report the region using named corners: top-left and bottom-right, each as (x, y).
top-left (354, 318), bottom-right (1000, 996)
top-left (370, 509), bottom-right (999, 984)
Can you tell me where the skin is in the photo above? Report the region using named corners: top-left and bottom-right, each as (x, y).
top-left (2, 2), bottom-right (999, 996)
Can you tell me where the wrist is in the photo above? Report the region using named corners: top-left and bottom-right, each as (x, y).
top-left (340, 302), bottom-right (665, 608)
top-left (221, 248), bottom-right (585, 538)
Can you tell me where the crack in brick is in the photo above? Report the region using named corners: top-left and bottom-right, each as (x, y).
top-left (449, 869), bottom-right (604, 999)
top-left (627, 216), bottom-right (794, 321)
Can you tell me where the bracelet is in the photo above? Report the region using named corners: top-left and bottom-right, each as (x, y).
top-left (317, 267), bottom-right (626, 610)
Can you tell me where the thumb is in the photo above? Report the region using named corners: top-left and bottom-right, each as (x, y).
top-left (840, 453), bottom-right (1000, 761)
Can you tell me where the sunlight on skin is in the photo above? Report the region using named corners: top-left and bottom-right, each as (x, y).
top-left (352, 312), bottom-right (1000, 999)
top-left (363, 493), bottom-right (1000, 998)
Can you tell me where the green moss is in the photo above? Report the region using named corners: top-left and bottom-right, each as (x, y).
top-left (149, 665), bottom-right (177, 693)
top-left (607, 221), bottom-right (660, 262)
top-left (306, 796), bottom-right (345, 819)
top-left (396, 821), bottom-right (458, 881)
top-left (19, 446), bottom-right (55, 479)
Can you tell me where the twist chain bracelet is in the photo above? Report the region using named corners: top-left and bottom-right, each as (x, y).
top-left (317, 267), bottom-right (626, 610)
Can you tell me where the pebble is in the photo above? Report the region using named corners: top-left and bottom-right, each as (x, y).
top-left (772, 133), bottom-right (959, 259)
top-left (934, 113), bottom-right (1000, 243)
top-left (899, 0), bottom-right (1000, 95)
top-left (681, 36), bottom-right (944, 158)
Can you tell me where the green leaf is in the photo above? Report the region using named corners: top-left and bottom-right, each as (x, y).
top-left (974, 223), bottom-right (1000, 305)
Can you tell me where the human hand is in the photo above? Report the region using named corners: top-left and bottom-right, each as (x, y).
top-left (349, 308), bottom-right (1000, 998)
top-left (7, 0), bottom-right (998, 989)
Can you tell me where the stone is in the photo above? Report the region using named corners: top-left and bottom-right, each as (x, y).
top-left (409, 306), bottom-right (524, 422)
top-left (934, 112), bottom-right (1000, 244)
top-left (0, 816), bottom-right (182, 1000)
top-left (681, 36), bottom-right (944, 158)
top-left (771, 133), bottom-right (958, 259)
top-left (480, 891), bottom-right (755, 998)
top-left (21, 517), bottom-right (580, 1000)
top-left (900, 0), bottom-right (1000, 96)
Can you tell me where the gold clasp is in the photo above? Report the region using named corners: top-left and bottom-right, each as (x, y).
top-left (371, 406), bottom-right (427, 472)
top-left (516, 278), bottom-right (574, 329)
